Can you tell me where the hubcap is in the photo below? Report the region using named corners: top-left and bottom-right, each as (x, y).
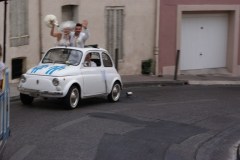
top-left (70, 88), bottom-right (79, 108)
top-left (112, 84), bottom-right (120, 101)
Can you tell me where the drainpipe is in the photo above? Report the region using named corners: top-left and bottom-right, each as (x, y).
top-left (154, 0), bottom-right (160, 75)
top-left (1, 0), bottom-right (8, 63)
top-left (38, 0), bottom-right (43, 60)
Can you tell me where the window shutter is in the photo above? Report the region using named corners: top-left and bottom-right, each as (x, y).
top-left (10, 0), bottom-right (29, 47)
top-left (106, 7), bottom-right (124, 60)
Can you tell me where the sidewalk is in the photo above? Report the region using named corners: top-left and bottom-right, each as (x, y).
top-left (123, 74), bottom-right (240, 86)
top-left (9, 74), bottom-right (240, 100)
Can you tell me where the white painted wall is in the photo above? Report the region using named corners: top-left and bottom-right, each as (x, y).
top-left (5, 0), bottom-right (41, 82)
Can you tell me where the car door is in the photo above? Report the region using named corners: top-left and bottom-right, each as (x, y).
top-left (81, 51), bottom-right (106, 96)
top-left (101, 52), bottom-right (116, 92)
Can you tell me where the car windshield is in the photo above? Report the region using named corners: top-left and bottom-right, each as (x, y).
top-left (42, 48), bottom-right (83, 66)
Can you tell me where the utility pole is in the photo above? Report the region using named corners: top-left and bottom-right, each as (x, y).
top-left (1, 0), bottom-right (8, 63)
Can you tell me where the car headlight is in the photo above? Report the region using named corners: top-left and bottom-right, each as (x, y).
top-left (52, 78), bottom-right (59, 86)
top-left (20, 75), bottom-right (26, 83)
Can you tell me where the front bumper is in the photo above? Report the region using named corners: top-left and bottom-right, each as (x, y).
top-left (18, 86), bottom-right (63, 97)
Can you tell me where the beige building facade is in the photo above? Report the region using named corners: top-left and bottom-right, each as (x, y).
top-left (2, 0), bottom-right (240, 83)
top-left (0, 0), bottom-right (158, 82)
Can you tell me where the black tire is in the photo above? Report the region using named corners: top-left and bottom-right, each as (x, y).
top-left (108, 82), bottom-right (121, 102)
top-left (20, 93), bottom-right (34, 105)
top-left (64, 85), bottom-right (80, 109)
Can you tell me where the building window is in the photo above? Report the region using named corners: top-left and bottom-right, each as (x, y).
top-left (62, 5), bottom-right (78, 22)
top-left (102, 52), bottom-right (113, 67)
top-left (12, 58), bottom-right (25, 79)
top-left (9, 0), bottom-right (29, 47)
top-left (106, 6), bottom-right (124, 60)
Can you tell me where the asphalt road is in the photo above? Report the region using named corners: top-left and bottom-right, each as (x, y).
top-left (3, 85), bottom-right (240, 160)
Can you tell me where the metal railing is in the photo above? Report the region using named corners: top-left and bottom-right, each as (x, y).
top-left (0, 68), bottom-right (10, 153)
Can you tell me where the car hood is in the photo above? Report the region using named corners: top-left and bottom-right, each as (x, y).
top-left (26, 64), bottom-right (79, 76)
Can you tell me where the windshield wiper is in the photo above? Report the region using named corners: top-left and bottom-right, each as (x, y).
top-left (54, 60), bottom-right (65, 64)
top-left (43, 58), bottom-right (54, 63)
top-left (66, 60), bottom-right (78, 65)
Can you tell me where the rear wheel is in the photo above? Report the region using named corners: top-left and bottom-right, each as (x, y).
top-left (108, 82), bottom-right (121, 102)
top-left (64, 85), bottom-right (80, 109)
top-left (20, 93), bottom-right (34, 105)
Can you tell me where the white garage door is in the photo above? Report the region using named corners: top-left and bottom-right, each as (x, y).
top-left (180, 13), bottom-right (228, 70)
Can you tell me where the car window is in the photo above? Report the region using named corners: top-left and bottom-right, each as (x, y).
top-left (84, 52), bottom-right (101, 67)
top-left (42, 48), bottom-right (82, 66)
top-left (68, 50), bottom-right (82, 65)
top-left (102, 52), bottom-right (113, 67)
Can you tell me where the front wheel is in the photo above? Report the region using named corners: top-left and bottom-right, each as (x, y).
top-left (108, 82), bottom-right (121, 102)
top-left (64, 85), bottom-right (80, 109)
top-left (20, 93), bottom-right (34, 105)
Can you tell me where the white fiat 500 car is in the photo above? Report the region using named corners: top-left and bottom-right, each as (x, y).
top-left (18, 46), bottom-right (122, 109)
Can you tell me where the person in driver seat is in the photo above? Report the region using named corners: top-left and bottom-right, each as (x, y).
top-left (84, 53), bottom-right (96, 67)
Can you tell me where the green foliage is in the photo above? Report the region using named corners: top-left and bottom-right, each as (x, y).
top-left (141, 59), bottom-right (152, 74)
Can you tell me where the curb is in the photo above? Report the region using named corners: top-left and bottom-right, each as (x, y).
top-left (123, 80), bottom-right (188, 88)
top-left (10, 96), bottom-right (20, 102)
top-left (188, 80), bottom-right (240, 85)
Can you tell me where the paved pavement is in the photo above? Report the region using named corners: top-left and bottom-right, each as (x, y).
top-left (9, 74), bottom-right (240, 101)
top-left (6, 73), bottom-right (240, 159)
